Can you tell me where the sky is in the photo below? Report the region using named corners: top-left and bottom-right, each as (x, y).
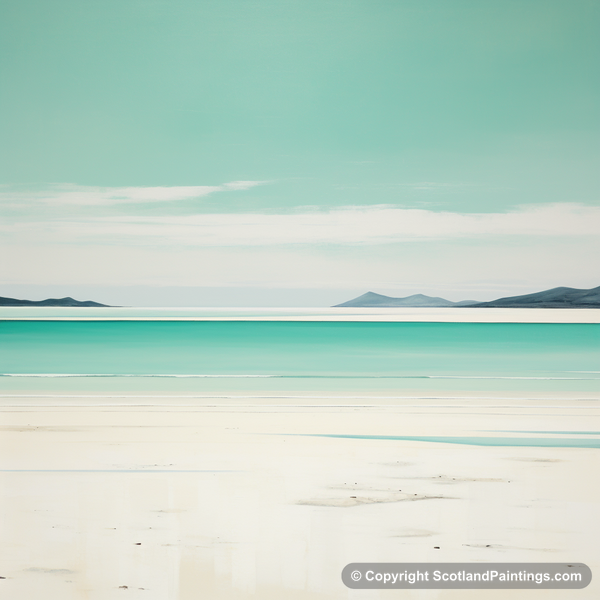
top-left (1, 0), bottom-right (599, 306)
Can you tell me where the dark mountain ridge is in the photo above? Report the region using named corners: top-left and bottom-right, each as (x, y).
top-left (335, 286), bottom-right (600, 308)
top-left (0, 296), bottom-right (109, 307)
top-left (468, 286), bottom-right (600, 308)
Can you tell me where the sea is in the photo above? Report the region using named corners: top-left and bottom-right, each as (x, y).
top-left (1, 308), bottom-right (598, 401)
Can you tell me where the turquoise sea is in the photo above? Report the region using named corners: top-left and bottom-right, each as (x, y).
top-left (1, 320), bottom-right (598, 397)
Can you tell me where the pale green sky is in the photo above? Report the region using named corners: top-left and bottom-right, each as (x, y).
top-left (1, 0), bottom-right (599, 305)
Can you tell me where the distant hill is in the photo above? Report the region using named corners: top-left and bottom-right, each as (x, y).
top-left (334, 291), bottom-right (478, 308)
top-left (468, 286), bottom-right (600, 308)
top-left (0, 296), bottom-right (109, 307)
top-left (334, 286), bottom-right (600, 308)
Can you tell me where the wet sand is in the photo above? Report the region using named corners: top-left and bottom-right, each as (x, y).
top-left (0, 393), bottom-right (599, 599)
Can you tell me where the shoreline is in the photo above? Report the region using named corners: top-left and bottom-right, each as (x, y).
top-left (1, 307), bottom-right (600, 323)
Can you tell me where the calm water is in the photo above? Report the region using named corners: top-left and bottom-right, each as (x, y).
top-left (0, 321), bottom-right (598, 396)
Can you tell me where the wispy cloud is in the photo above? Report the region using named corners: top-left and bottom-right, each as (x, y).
top-left (3, 203), bottom-right (598, 246)
top-left (0, 181), bottom-right (267, 206)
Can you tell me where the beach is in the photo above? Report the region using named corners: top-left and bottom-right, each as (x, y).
top-left (1, 311), bottom-right (598, 598)
top-left (1, 391), bottom-right (599, 599)
top-left (4, 0), bottom-right (599, 596)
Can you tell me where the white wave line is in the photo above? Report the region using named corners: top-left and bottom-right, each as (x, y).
top-left (428, 376), bottom-right (592, 380)
top-left (0, 394), bottom-right (597, 401)
top-left (0, 373), bottom-right (275, 378)
top-left (0, 373), bottom-right (594, 380)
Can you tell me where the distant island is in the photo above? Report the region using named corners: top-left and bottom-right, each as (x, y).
top-left (0, 296), bottom-right (110, 307)
top-left (467, 285), bottom-right (600, 308)
top-left (334, 291), bottom-right (478, 308)
top-left (334, 286), bottom-right (600, 308)
top-left (2, 285), bottom-right (599, 309)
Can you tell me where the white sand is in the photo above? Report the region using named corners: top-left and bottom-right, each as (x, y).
top-left (1, 393), bottom-right (599, 599)
top-left (1, 306), bottom-right (599, 322)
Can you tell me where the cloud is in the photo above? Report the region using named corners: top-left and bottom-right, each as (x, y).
top-left (2, 202), bottom-right (598, 246)
top-left (0, 181), bottom-right (267, 206)
top-left (3, 233), bottom-right (599, 294)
